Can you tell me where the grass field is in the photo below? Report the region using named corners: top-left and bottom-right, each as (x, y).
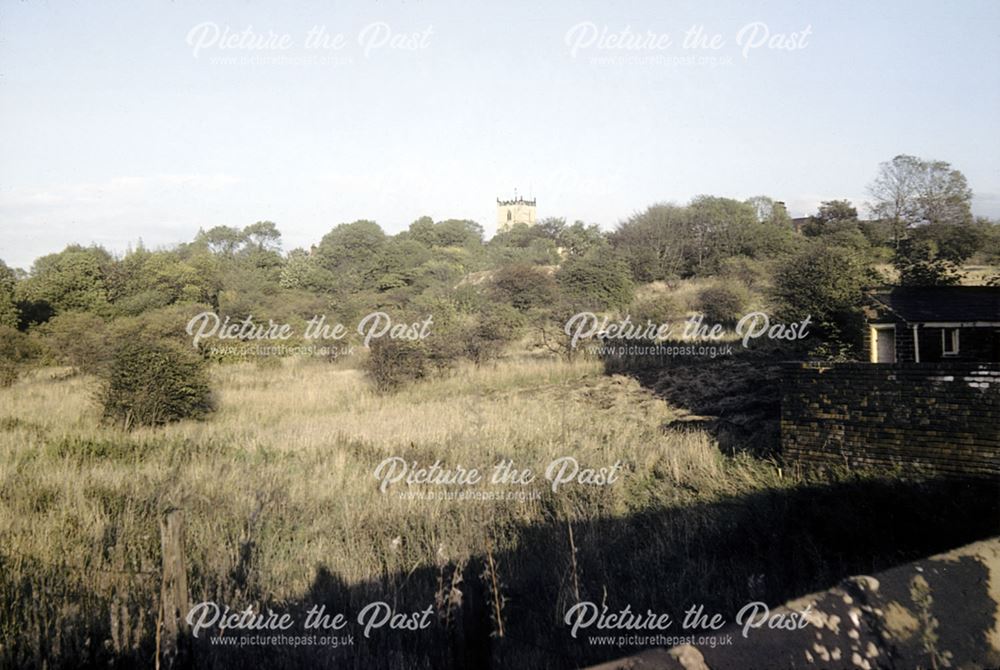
top-left (1, 355), bottom-right (995, 668)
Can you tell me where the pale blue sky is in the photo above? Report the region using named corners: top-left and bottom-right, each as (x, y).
top-left (1, 0), bottom-right (999, 269)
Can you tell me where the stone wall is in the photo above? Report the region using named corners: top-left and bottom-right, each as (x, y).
top-left (780, 362), bottom-right (1000, 478)
top-left (586, 537), bottom-right (1000, 670)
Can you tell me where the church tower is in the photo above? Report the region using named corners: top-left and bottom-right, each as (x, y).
top-left (496, 193), bottom-right (536, 232)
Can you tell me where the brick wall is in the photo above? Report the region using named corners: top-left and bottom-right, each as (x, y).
top-left (781, 362), bottom-right (1000, 478)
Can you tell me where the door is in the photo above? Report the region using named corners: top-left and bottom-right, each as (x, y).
top-left (875, 327), bottom-right (895, 363)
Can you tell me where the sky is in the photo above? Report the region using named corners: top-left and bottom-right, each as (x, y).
top-left (1, 0), bottom-right (999, 270)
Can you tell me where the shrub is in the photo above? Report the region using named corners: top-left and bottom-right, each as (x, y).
top-left (491, 264), bottom-right (556, 311)
top-left (719, 256), bottom-right (769, 289)
top-left (98, 338), bottom-right (213, 429)
top-left (464, 304), bottom-right (523, 365)
top-left (363, 338), bottom-right (428, 393)
top-left (111, 302), bottom-right (215, 348)
top-left (40, 312), bottom-right (111, 374)
top-left (771, 244), bottom-right (877, 357)
top-left (556, 252), bottom-right (634, 311)
top-left (696, 283), bottom-right (750, 324)
top-left (0, 325), bottom-right (39, 387)
top-left (892, 237), bottom-right (962, 286)
top-left (0, 361), bottom-right (16, 388)
top-left (627, 293), bottom-right (678, 326)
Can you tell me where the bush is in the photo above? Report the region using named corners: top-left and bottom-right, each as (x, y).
top-left (111, 302), bottom-right (215, 348)
top-left (719, 256), bottom-right (769, 289)
top-left (771, 244), bottom-right (877, 357)
top-left (0, 325), bottom-right (39, 387)
top-left (363, 338), bottom-right (428, 393)
top-left (556, 252), bottom-right (634, 311)
top-left (40, 312), bottom-right (111, 374)
top-left (0, 361), bottom-right (15, 388)
top-left (696, 283), bottom-right (750, 324)
top-left (98, 338), bottom-right (213, 429)
top-left (464, 304), bottom-right (523, 365)
top-left (491, 264), bottom-right (556, 311)
top-left (627, 293), bottom-right (678, 326)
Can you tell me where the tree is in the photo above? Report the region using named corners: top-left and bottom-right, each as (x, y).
top-left (917, 160), bottom-right (973, 226)
top-left (745, 195), bottom-right (791, 227)
top-left (814, 200), bottom-right (858, 224)
top-left (746, 195), bottom-right (776, 223)
top-left (892, 238), bottom-right (962, 286)
top-left (556, 251), bottom-right (633, 311)
top-left (686, 195), bottom-right (759, 274)
top-left (41, 312), bottom-right (112, 374)
top-left (433, 219), bottom-right (484, 248)
top-left (0, 260), bottom-right (18, 329)
top-left (363, 338), bottom-right (428, 393)
top-left (106, 247), bottom-right (220, 315)
top-left (407, 216), bottom-right (438, 246)
top-left (559, 221), bottom-right (607, 257)
top-left (314, 220), bottom-right (387, 291)
top-left (491, 264), bottom-right (556, 311)
top-left (487, 224), bottom-right (559, 265)
top-left (913, 221), bottom-right (983, 264)
top-left (610, 204), bottom-right (688, 281)
top-left (696, 283), bottom-right (750, 324)
top-left (243, 221), bottom-right (282, 251)
top-left (99, 337), bottom-right (214, 429)
top-left (977, 218), bottom-right (1000, 264)
top-left (463, 303), bottom-right (523, 365)
top-left (802, 200), bottom-right (869, 250)
top-left (18, 245), bottom-right (112, 315)
top-left (867, 154), bottom-right (923, 244)
top-left (0, 325), bottom-right (39, 386)
top-left (867, 155), bottom-right (973, 244)
top-left (371, 238), bottom-right (432, 290)
top-left (772, 244), bottom-right (878, 357)
top-left (200, 226), bottom-right (247, 256)
top-left (611, 197), bottom-right (782, 280)
top-left (405, 217), bottom-right (483, 249)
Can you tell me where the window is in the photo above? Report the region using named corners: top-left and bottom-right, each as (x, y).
top-left (507, 210), bottom-right (512, 221)
top-left (942, 328), bottom-right (960, 356)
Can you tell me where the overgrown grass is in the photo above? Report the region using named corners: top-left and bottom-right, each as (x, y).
top-left (0, 355), bottom-right (993, 668)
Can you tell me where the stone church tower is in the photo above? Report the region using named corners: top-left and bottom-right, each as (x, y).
top-left (496, 194), bottom-right (536, 231)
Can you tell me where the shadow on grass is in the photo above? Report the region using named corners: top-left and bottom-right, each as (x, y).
top-left (41, 474), bottom-right (991, 670)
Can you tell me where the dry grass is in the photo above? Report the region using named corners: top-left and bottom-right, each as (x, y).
top-left (0, 355), bottom-right (789, 666)
top-left (873, 261), bottom-right (999, 286)
top-left (1, 354), bottom-right (992, 668)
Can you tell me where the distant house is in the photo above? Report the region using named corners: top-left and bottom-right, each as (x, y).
top-left (864, 286), bottom-right (1000, 363)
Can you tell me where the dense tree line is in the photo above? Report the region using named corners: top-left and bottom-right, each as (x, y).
top-left (1, 154), bottom-right (998, 398)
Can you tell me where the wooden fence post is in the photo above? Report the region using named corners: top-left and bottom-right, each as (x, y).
top-left (157, 507), bottom-right (189, 670)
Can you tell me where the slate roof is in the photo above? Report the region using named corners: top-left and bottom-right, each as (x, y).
top-left (869, 286), bottom-right (1000, 323)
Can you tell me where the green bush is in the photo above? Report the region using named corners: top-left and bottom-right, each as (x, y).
top-left (556, 252), bottom-right (634, 311)
top-left (696, 283), bottom-right (750, 324)
top-left (491, 264), bottom-right (556, 311)
top-left (0, 325), bottom-right (39, 387)
top-left (771, 244), bottom-right (877, 357)
top-left (363, 338), bottom-right (428, 393)
top-left (98, 338), bottom-right (213, 429)
top-left (627, 293), bottom-right (678, 326)
top-left (40, 312), bottom-right (111, 374)
top-left (464, 304), bottom-right (523, 365)
top-left (718, 256), bottom-right (769, 289)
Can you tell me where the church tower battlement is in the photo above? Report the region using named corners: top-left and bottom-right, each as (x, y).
top-left (496, 194), bottom-right (536, 231)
